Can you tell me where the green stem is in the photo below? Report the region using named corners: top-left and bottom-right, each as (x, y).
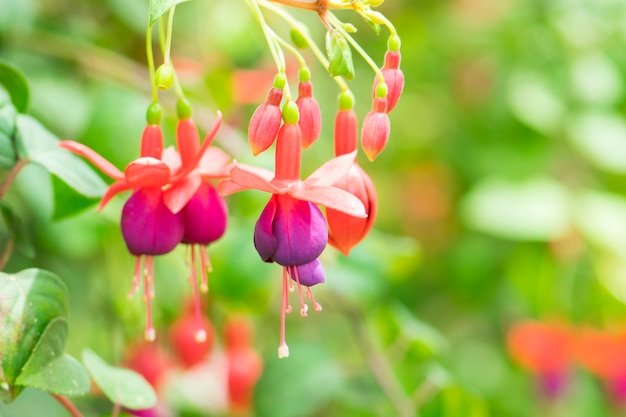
top-left (0, 158), bottom-right (28, 201)
top-left (326, 11), bottom-right (386, 84)
top-left (145, 25), bottom-right (159, 103)
top-left (246, 0), bottom-right (286, 72)
top-left (0, 238), bottom-right (14, 271)
top-left (164, 6), bottom-right (176, 64)
top-left (111, 402), bottom-right (122, 417)
top-left (260, 0), bottom-right (349, 91)
top-left (158, 17), bottom-right (166, 58)
top-left (53, 394), bottom-right (85, 417)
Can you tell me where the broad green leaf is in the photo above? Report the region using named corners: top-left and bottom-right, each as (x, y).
top-left (0, 202), bottom-right (35, 258)
top-left (0, 62), bottom-right (29, 113)
top-left (568, 112), bottom-right (626, 174)
top-left (255, 345), bottom-right (344, 417)
top-left (0, 269), bottom-right (68, 386)
top-left (507, 73), bottom-right (563, 135)
top-left (575, 191), bottom-right (626, 258)
top-left (16, 319), bottom-right (90, 397)
top-left (149, 0), bottom-right (190, 25)
top-left (389, 303), bottom-right (448, 355)
top-left (82, 349), bottom-right (157, 410)
top-left (460, 177), bottom-right (570, 241)
top-left (15, 115), bottom-right (106, 198)
top-left (0, 88), bottom-right (17, 169)
top-left (325, 30), bottom-right (355, 80)
top-left (51, 175), bottom-right (100, 220)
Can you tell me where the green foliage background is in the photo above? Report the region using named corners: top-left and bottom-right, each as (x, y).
top-left (1, 0), bottom-right (626, 416)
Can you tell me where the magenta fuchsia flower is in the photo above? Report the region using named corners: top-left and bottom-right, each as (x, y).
top-left (58, 113), bottom-right (225, 341)
top-left (219, 102), bottom-right (366, 357)
top-left (162, 116), bottom-right (231, 342)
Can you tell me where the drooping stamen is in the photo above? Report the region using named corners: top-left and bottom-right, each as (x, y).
top-left (199, 246), bottom-right (212, 293)
top-left (129, 256), bottom-right (142, 299)
top-left (278, 267), bottom-right (290, 358)
top-left (145, 256), bottom-right (156, 299)
top-left (143, 256), bottom-right (156, 341)
top-left (290, 266), bottom-right (308, 317)
top-left (189, 246), bottom-right (208, 343)
top-left (306, 287), bottom-right (322, 312)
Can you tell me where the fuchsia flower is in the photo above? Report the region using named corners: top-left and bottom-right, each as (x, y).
top-left (327, 92), bottom-right (378, 255)
top-left (247, 74), bottom-right (285, 156)
top-left (372, 50), bottom-right (404, 113)
top-left (59, 113), bottom-right (225, 341)
top-left (361, 97), bottom-right (391, 162)
top-left (219, 102), bottom-right (366, 357)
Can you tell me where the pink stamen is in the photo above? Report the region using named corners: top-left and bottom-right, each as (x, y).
top-left (290, 266), bottom-right (308, 317)
top-left (199, 246), bottom-right (212, 293)
top-left (145, 256), bottom-right (156, 299)
top-left (189, 246), bottom-right (207, 342)
top-left (306, 287), bottom-right (322, 312)
top-left (143, 256), bottom-right (156, 341)
top-left (129, 256), bottom-right (142, 299)
top-left (278, 267), bottom-right (290, 358)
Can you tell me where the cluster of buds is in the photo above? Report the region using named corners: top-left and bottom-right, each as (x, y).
top-left (58, 0), bottom-right (404, 358)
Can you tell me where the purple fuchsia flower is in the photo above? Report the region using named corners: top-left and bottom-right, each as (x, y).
top-left (161, 113), bottom-right (231, 342)
top-left (219, 102), bottom-right (366, 357)
top-left (58, 113), bottom-right (224, 341)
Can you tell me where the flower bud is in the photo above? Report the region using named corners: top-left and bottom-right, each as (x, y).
top-left (155, 63), bottom-right (175, 90)
top-left (295, 80), bottom-right (321, 149)
top-left (248, 87), bottom-right (283, 156)
top-left (360, 98), bottom-right (390, 161)
top-left (372, 51), bottom-right (404, 112)
top-left (169, 306), bottom-right (214, 368)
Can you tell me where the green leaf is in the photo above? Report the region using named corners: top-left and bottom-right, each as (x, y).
top-left (51, 176), bottom-right (100, 220)
top-left (82, 349), bottom-right (157, 410)
top-left (460, 176), bottom-right (570, 241)
top-left (507, 73), bottom-right (563, 135)
top-left (0, 202), bottom-right (35, 258)
top-left (0, 62), bottom-right (29, 113)
top-left (149, 0), bottom-right (190, 25)
top-left (255, 345), bottom-right (344, 417)
top-left (0, 89), bottom-right (18, 169)
top-left (568, 112), bottom-right (626, 174)
top-left (15, 115), bottom-right (107, 198)
top-left (325, 30), bottom-right (355, 80)
top-left (0, 269), bottom-right (68, 386)
top-left (16, 318), bottom-right (90, 397)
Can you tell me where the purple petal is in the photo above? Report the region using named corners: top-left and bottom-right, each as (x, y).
top-left (271, 195), bottom-right (327, 266)
top-left (293, 259), bottom-right (325, 287)
top-left (182, 182), bottom-right (228, 244)
top-left (254, 195), bottom-right (278, 262)
top-left (121, 188), bottom-right (184, 256)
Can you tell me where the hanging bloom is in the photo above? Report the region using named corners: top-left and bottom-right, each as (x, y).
top-left (361, 97), bottom-right (391, 162)
top-left (58, 111), bottom-right (225, 341)
top-left (247, 73), bottom-right (285, 156)
top-left (328, 91), bottom-right (377, 255)
top-left (295, 67), bottom-right (321, 149)
top-left (162, 111), bottom-right (230, 342)
top-left (372, 51), bottom-right (404, 113)
top-left (220, 102), bottom-right (366, 358)
top-left (507, 320), bottom-right (573, 398)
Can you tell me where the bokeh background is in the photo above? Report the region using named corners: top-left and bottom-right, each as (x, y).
top-left (2, 0), bottom-right (626, 416)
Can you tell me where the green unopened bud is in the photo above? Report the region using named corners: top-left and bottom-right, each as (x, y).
top-left (299, 66), bottom-right (311, 82)
top-left (273, 72), bottom-right (287, 89)
top-left (342, 23), bottom-right (357, 33)
top-left (363, 10), bottom-right (386, 25)
top-left (146, 102), bottom-right (162, 125)
top-left (375, 81), bottom-right (388, 99)
top-left (290, 26), bottom-right (309, 49)
top-left (155, 63), bottom-right (175, 90)
top-left (177, 99), bottom-right (192, 120)
top-left (325, 30), bottom-right (355, 80)
top-left (282, 101), bottom-right (299, 124)
top-left (338, 90), bottom-right (355, 111)
top-left (364, 0), bottom-right (385, 6)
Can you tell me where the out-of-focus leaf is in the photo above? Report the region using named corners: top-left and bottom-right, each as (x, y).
top-left (82, 349), bottom-right (157, 410)
top-left (570, 53), bottom-right (622, 106)
top-left (0, 202), bottom-right (35, 258)
top-left (51, 176), bottom-right (100, 220)
top-left (255, 345), bottom-right (344, 417)
top-left (460, 177), bottom-right (570, 241)
top-left (575, 190), bottom-right (626, 257)
top-left (0, 62), bottom-right (29, 113)
top-left (0, 387), bottom-right (69, 417)
top-left (389, 303), bottom-right (448, 355)
top-left (568, 112), bottom-right (626, 173)
top-left (149, 0), bottom-right (190, 25)
top-left (0, 269), bottom-right (68, 394)
top-left (0, 88), bottom-right (17, 169)
top-left (507, 73), bottom-right (563, 134)
top-left (326, 30), bottom-right (355, 80)
top-left (16, 319), bottom-right (90, 396)
top-left (15, 115), bottom-right (107, 198)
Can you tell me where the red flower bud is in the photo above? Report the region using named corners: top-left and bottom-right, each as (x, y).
top-left (360, 98), bottom-right (390, 161)
top-left (125, 342), bottom-right (173, 390)
top-left (327, 164), bottom-right (377, 255)
top-left (248, 87), bottom-right (283, 156)
top-left (225, 319), bottom-right (263, 414)
top-left (169, 306), bottom-right (215, 369)
top-left (372, 51), bottom-right (404, 113)
top-left (295, 81), bottom-right (322, 149)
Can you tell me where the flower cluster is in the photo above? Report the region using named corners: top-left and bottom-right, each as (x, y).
top-left (59, 0), bottom-right (404, 358)
top-left (507, 320), bottom-right (626, 405)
